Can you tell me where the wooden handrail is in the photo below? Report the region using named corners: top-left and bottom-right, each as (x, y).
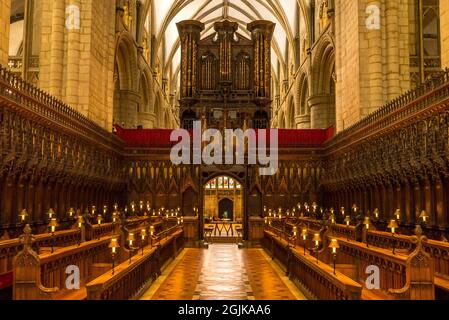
top-left (86, 229), bottom-right (184, 300)
top-left (263, 230), bottom-right (362, 300)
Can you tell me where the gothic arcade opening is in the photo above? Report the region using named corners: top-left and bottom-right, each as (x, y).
top-left (203, 175), bottom-right (244, 240)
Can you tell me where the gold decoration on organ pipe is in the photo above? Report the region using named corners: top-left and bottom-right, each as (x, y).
top-left (214, 20), bottom-right (238, 82)
top-left (247, 21), bottom-right (275, 99)
top-left (177, 21), bottom-right (205, 98)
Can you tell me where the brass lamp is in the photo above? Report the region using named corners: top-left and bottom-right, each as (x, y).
top-left (297, 203), bottom-right (302, 212)
top-left (92, 206), bottom-right (96, 216)
top-left (131, 202), bottom-right (136, 215)
top-left (268, 209), bottom-right (272, 217)
top-left (286, 209), bottom-right (290, 217)
top-left (388, 219), bottom-right (399, 255)
top-left (301, 228), bottom-right (308, 255)
top-left (313, 233), bottom-right (321, 264)
top-left (113, 203), bottom-right (119, 211)
top-left (363, 216), bottom-right (371, 247)
top-left (109, 238), bottom-right (120, 275)
top-left (352, 204), bottom-right (358, 215)
top-left (312, 202), bottom-right (318, 214)
top-left (373, 208), bottom-right (380, 220)
top-left (49, 218), bottom-right (59, 254)
top-left (127, 233), bottom-right (136, 264)
top-left (293, 226), bottom-right (298, 237)
top-left (329, 239), bottom-right (340, 275)
top-left (344, 216), bottom-right (351, 241)
top-left (141, 228), bottom-right (147, 255)
top-left (419, 210), bottom-right (430, 224)
top-left (177, 217), bottom-right (181, 225)
top-left (139, 201), bottom-right (144, 213)
top-left (68, 208), bottom-right (75, 219)
top-left (112, 211), bottom-right (118, 224)
top-left (77, 215), bottom-right (84, 246)
top-left (97, 214), bottom-right (103, 240)
top-left (47, 208), bottom-right (55, 220)
top-left (340, 207), bottom-right (345, 217)
top-left (19, 209), bottom-right (29, 223)
top-left (394, 209), bottom-right (401, 221)
top-left (49, 218), bottom-right (59, 233)
top-left (363, 216), bottom-right (371, 230)
top-left (103, 205), bottom-right (107, 216)
top-left (150, 225), bottom-right (155, 247)
top-left (77, 215), bottom-right (84, 228)
top-left (330, 213), bottom-right (336, 225)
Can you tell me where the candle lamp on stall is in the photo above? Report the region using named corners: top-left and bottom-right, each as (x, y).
top-left (301, 228), bottom-right (308, 256)
top-left (291, 226), bottom-right (298, 248)
top-left (140, 228), bottom-right (147, 255)
top-left (68, 208), bottom-right (75, 220)
top-left (419, 210), bottom-right (429, 225)
top-left (96, 214), bottom-right (103, 240)
top-left (388, 219), bottom-right (399, 255)
top-left (329, 239), bottom-right (340, 275)
top-left (363, 216), bottom-right (371, 248)
top-left (109, 238), bottom-right (120, 275)
top-left (49, 218), bottom-right (59, 254)
top-left (131, 202), bottom-right (136, 216)
top-left (344, 216), bottom-right (351, 241)
top-left (47, 208), bottom-right (55, 221)
top-left (150, 225), bottom-right (155, 247)
top-left (19, 209), bottom-right (29, 224)
top-left (77, 215), bottom-right (84, 246)
top-left (127, 233), bottom-right (136, 264)
top-left (394, 209), bottom-right (401, 221)
top-left (313, 233), bottom-right (321, 264)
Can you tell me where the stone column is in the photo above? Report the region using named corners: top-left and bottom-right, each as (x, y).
top-left (177, 20), bottom-right (204, 99)
top-left (49, 0), bottom-right (65, 98)
top-left (441, 0), bottom-right (449, 69)
top-left (308, 94), bottom-right (335, 129)
top-left (66, 0), bottom-right (81, 108)
top-left (0, 0), bottom-right (11, 66)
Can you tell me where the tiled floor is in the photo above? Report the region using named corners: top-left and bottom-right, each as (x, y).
top-left (144, 244), bottom-right (305, 300)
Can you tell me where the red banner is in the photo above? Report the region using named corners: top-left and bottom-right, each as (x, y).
top-left (115, 126), bottom-right (334, 148)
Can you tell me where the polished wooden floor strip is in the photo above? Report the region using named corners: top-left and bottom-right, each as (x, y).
top-left (142, 244), bottom-right (303, 300)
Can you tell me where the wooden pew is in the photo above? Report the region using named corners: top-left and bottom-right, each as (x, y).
top-left (263, 230), bottom-right (362, 300)
top-left (86, 229), bottom-right (184, 300)
top-left (284, 221), bottom-right (435, 300)
top-left (298, 217), bottom-right (449, 295)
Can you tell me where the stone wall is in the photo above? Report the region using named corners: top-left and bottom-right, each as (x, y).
top-left (38, 0), bottom-right (116, 130)
top-left (441, 0), bottom-right (449, 69)
top-left (0, 0), bottom-right (11, 66)
top-left (334, 0), bottom-right (411, 132)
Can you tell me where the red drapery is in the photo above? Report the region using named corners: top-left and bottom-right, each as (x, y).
top-left (115, 126), bottom-right (334, 148)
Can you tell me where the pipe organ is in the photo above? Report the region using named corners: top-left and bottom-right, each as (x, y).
top-left (177, 20), bottom-right (275, 130)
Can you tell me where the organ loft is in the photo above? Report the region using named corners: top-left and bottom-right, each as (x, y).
top-left (1, 0), bottom-right (449, 306)
top-left (178, 20), bottom-right (274, 130)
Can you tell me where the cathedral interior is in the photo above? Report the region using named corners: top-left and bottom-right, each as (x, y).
top-left (1, 0), bottom-right (449, 303)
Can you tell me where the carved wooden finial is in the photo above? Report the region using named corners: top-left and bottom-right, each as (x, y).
top-left (411, 224), bottom-right (428, 252)
top-left (19, 224), bottom-right (35, 249)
